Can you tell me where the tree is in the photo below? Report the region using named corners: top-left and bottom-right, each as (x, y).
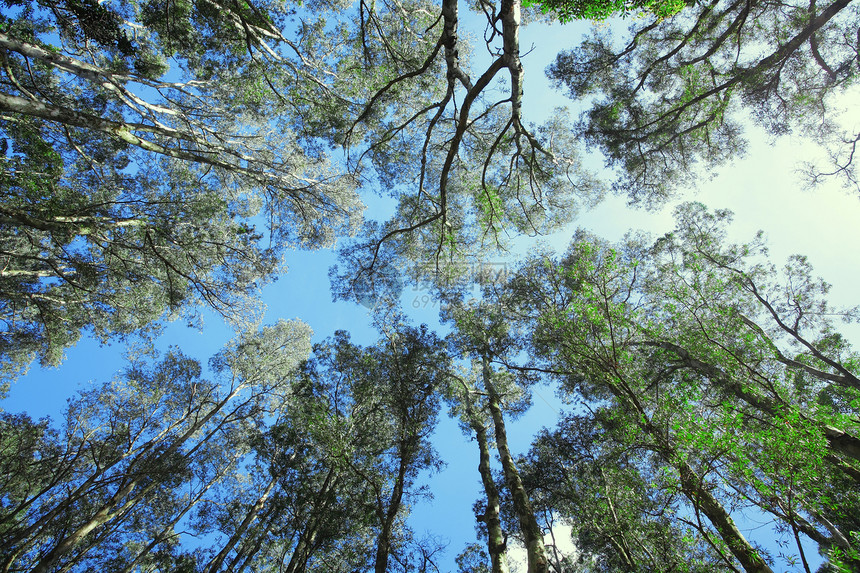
top-left (445, 300), bottom-right (552, 573)
top-left (325, 0), bottom-right (605, 303)
top-left (520, 412), bottom-right (734, 572)
top-left (307, 322), bottom-right (449, 573)
top-left (549, 0), bottom-right (860, 201)
top-left (496, 204), bottom-right (860, 571)
top-left (0, 0), bottom-right (361, 377)
top-left (188, 318), bottom-right (451, 573)
top-left (447, 361), bottom-right (512, 573)
top-left (0, 319), bottom-right (313, 572)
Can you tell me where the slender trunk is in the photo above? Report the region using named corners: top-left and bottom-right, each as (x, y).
top-left (229, 521), bottom-right (273, 573)
top-left (440, 0), bottom-right (472, 89)
top-left (18, 386), bottom-right (246, 572)
top-left (29, 478), bottom-right (141, 573)
top-left (283, 528), bottom-right (319, 573)
top-left (0, 206), bottom-right (146, 235)
top-left (474, 418), bottom-right (510, 573)
top-left (500, 0), bottom-right (523, 124)
top-left (0, 439), bottom-right (156, 569)
top-left (204, 475), bottom-right (278, 573)
top-left (628, 404), bottom-right (774, 573)
top-left (0, 269), bottom-right (57, 278)
top-left (462, 381), bottom-right (509, 573)
top-left (674, 459), bottom-right (772, 573)
top-left (119, 479), bottom-right (218, 573)
top-left (598, 468), bottom-right (639, 571)
top-left (283, 468), bottom-right (338, 573)
top-left (606, 535), bottom-right (638, 571)
top-left (594, 358), bottom-right (773, 573)
top-left (0, 93), bottom-right (271, 183)
top-left (374, 439), bottom-right (412, 573)
top-left (483, 355), bottom-right (549, 573)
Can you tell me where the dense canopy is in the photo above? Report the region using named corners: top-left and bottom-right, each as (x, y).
top-left (1, 0), bottom-right (858, 570)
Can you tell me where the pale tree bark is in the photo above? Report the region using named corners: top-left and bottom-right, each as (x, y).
top-left (596, 468), bottom-right (639, 571)
top-left (8, 375), bottom-right (255, 573)
top-left (0, 92), bottom-right (276, 183)
top-left (204, 474), bottom-right (279, 573)
top-left (483, 355), bottom-right (549, 573)
top-left (0, 206), bottom-right (147, 234)
top-left (455, 373), bottom-right (510, 573)
top-left (474, 417), bottom-right (511, 573)
top-left (29, 478), bottom-right (149, 573)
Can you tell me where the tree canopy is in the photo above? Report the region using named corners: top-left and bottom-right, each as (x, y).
top-left (1, 0), bottom-right (859, 571)
top-left (0, 0), bottom-right (361, 375)
top-left (549, 0), bottom-right (860, 201)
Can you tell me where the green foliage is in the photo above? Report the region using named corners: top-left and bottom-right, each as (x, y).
top-left (0, 0), bottom-right (362, 377)
top-left (550, 0), bottom-right (860, 201)
top-left (523, 0), bottom-right (684, 22)
top-left (0, 320), bottom-right (455, 572)
top-left (495, 203), bottom-right (860, 571)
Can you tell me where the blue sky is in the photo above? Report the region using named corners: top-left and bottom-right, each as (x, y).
top-left (3, 7), bottom-right (860, 572)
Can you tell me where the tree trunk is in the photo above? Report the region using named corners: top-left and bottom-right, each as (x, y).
top-left (283, 468), bottom-right (338, 573)
top-left (29, 478), bottom-right (143, 573)
top-left (483, 355), bottom-right (549, 573)
top-left (16, 386), bottom-right (246, 573)
top-left (204, 475), bottom-right (278, 573)
top-left (464, 387), bottom-right (510, 573)
top-left (630, 401), bottom-right (775, 573)
top-left (374, 440), bottom-right (412, 573)
top-left (674, 458), bottom-right (773, 573)
top-left (594, 359), bottom-right (773, 573)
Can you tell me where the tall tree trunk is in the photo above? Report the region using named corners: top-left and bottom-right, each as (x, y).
top-left (283, 468), bottom-right (338, 573)
top-left (374, 439), bottom-right (413, 573)
top-left (597, 468), bottom-right (639, 571)
top-left (29, 478), bottom-right (150, 573)
top-left (19, 386), bottom-right (246, 573)
top-left (673, 458), bottom-right (773, 573)
top-left (483, 355), bottom-right (549, 573)
top-left (462, 380), bottom-right (510, 573)
top-left (204, 475), bottom-right (278, 573)
top-left (624, 392), bottom-right (775, 573)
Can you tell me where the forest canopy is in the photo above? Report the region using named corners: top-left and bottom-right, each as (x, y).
top-left (1, 0), bottom-right (859, 570)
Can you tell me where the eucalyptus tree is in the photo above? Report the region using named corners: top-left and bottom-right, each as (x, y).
top-left (506, 242), bottom-right (776, 572)
top-left (307, 323), bottom-right (449, 573)
top-left (447, 360), bottom-right (512, 573)
top-left (327, 0), bottom-right (606, 304)
top-left (0, 0), bottom-right (361, 377)
top-left (444, 300), bottom-right (552, 573)
top-left (498, 203), bottom-right (860, 571)
top-left (550, 0), bottom-right (860, 201)
top-left (520, 412), bottom-right (733, 572)
top-left (0, 319), bottom-right (313, 573)
top-left (195, 385), bottom-right (377, 573)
